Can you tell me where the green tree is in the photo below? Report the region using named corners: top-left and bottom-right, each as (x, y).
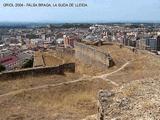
top-left (22, 59), bottom-right (33, 68)
top-left (0, 64), bottom-right (6, 72)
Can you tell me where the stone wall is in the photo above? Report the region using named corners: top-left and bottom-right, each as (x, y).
top-left (98, 90), bottom-right (115, 120)
top-left (55, 47), bottom-right (75, 58)
top-left (75, 42), bottom-right (115, 68)
top-left (0, 63), bottom-right (75, 81)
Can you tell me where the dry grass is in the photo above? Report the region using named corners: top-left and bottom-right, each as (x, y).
top-left (0, 73), bottom-right (81, 95)
top-left (141, 100), bottom-right (155, 110)
top-left (75, 61), bottom-right (106, 76)
top-left (33, 51), bottom-right (44, 67)
top-left (94, 44), bottom-right (160, 85)
top-left (42, 52), bottom-right (63, 66)
top-left (121, 82), bottom-right (139, 97)
top-left (95, 44), bottom-right (140, 67)
top-left (107, 53), bottom-right (160, 85)
top-left (0, 78), bottom-right (113, 120)
top-left (0, 44), bottom-right (160, 120)
top-left (33, 51), bottom-right (63, 67)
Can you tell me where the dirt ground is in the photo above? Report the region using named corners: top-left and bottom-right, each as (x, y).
top-left (96, 44), bottom-right (160, 85)
top-left (33, 51), bottom-right (44, 67)
top-left (42, 52), bottom-right (63, 66)
top-left (0, 44), bottom-right (160, 120)
top-left (33, 51), bottom-right (63, 67)
top-left (0, 78), bottom-right (113, 120)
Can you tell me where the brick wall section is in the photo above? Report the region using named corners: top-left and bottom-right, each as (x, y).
top-left (74, 42), bottom-right (115, 68)
top-left (0, 63), bottom-right (75, 81)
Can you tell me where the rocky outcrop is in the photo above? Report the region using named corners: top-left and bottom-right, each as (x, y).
top-left (98, 77), bottom-right (160, 120)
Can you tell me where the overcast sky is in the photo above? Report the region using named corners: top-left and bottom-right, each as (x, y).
top-left (0, 0), bottom-right (160, 23)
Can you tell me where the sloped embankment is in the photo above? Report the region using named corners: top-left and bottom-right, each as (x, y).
top-left (98, 77), bottom-right (160, 120)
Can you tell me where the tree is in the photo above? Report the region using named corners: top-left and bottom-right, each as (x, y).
top-left (0, 64), bottom-right (6, 72)
top-left (22, 59), bottom-right (33, 68)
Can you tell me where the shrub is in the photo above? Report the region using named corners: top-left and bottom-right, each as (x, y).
top-left (22, 59), bottom-right (33, 68)
top-left (0, 64), bottom-right (6, 72)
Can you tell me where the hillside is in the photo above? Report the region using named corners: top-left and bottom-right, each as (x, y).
top-left (99, 77), bottom-right (160, 120)
top-left (0, 44), bottom-right (160, 120)
top-left (95, 44), bottom-right (160, 85)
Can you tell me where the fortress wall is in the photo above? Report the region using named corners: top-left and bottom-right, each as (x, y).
top-left (56, 47), bottom-right (75, 58)
top-left (75, 42), bottom-right (114, 68)
top-left (0, 63), bottom-right (75, 81)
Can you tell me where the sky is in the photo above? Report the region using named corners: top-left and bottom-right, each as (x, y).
top-left (0, 0), bottom-right (160, 23)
